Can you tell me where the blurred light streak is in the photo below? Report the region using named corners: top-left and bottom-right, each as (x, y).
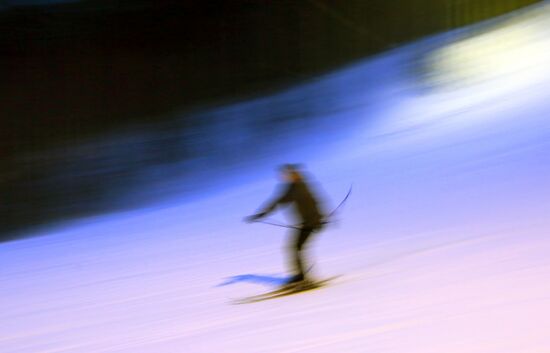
top-left (427, 3), bottom-right (550, 98)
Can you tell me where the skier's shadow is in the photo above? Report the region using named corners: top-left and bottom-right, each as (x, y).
top-left (217, 274), bottom-right (290, 288)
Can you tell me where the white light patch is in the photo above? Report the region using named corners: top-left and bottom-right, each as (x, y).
top-left (427, 3), bottom-right (550, 96)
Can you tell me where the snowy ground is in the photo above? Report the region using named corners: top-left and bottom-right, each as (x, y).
top-left (2, 3), bottom-right (550, 353)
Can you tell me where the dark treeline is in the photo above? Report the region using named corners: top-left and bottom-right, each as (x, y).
top-left (0, 0), bottom-right (540, 240)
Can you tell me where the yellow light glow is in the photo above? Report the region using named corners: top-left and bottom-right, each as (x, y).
top-left (427, 4), bottom-right (550, 92)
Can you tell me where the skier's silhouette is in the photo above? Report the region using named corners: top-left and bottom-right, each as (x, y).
top-left (245, 164), bottom-right (325, 285)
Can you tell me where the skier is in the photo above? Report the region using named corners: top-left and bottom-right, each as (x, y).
top-left (245, 164), bottom-right (326, 286)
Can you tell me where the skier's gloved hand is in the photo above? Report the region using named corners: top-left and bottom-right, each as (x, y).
top-left (244, 212), bottom-right (266, 223)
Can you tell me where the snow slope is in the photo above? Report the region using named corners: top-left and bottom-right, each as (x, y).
top-left (2, 3), bottom-right (550, 353)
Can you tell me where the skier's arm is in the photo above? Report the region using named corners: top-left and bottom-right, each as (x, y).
top-left (262, 183), bottom-right (294, 215)
top-left (246, 183), bottom-right (294, 222)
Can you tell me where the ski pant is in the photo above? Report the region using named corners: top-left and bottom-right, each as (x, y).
top-left (288, 224), bottom-right (322, 280)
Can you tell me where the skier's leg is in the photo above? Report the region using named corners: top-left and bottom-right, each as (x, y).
top-left (289, 227), bottom-right (313, 282)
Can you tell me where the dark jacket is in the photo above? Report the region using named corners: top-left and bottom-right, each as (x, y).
top-left (262, 179), bottom-right (324, 227)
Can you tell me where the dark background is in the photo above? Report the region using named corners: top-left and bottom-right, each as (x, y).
top-left (0, 0), bottom-right (541, 240)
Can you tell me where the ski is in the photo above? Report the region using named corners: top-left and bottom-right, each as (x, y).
top-left (231, 276), bottom-right (341, 304)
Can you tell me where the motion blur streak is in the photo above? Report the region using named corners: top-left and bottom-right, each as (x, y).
top-left (2, 2), bottom-right (550, 353)
top-left (428, 5), bottom-right (550, 93)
